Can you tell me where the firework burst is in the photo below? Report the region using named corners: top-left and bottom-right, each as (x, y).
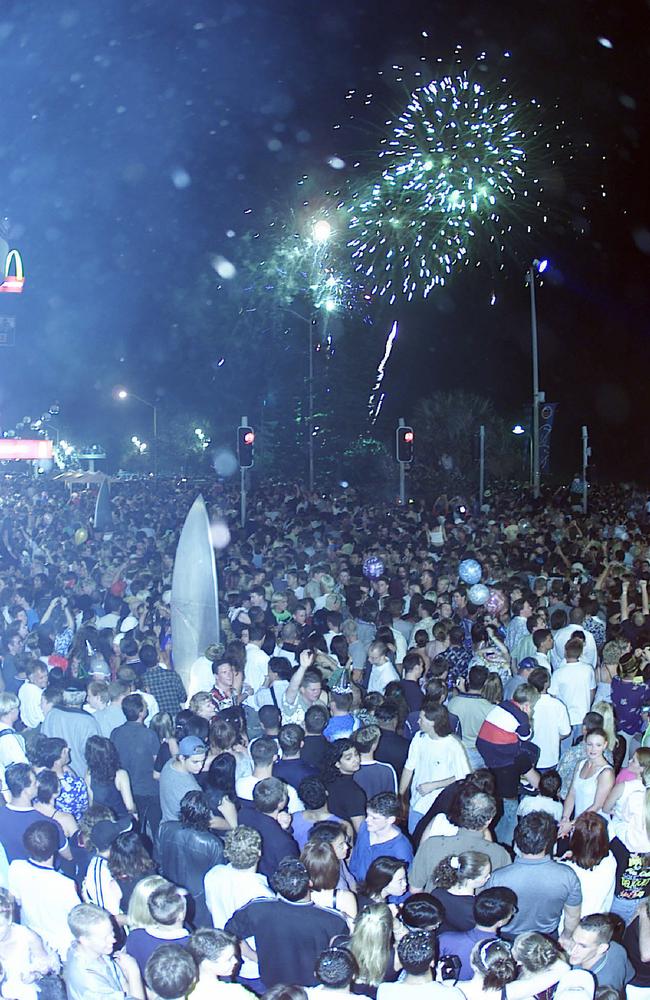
top-left (346, 69), bottom-right (538, 301)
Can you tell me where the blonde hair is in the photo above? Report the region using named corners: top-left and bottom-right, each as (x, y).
top-left (349, 903), bottom-right (393, 986)
top-left (592, 701), bottom-right (617, 752)
top-left (481, 672), bottom-right (503, 705)
top-left (126, 875), bottom-right (168, 930)
top-left (189, 692), bottom-right (213, 714)
top-left (512, 932), bottom-right (562, 975)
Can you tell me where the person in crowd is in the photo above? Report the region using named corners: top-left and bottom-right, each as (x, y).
top-left (353, 725), bottom-right (398, 798)
top-left (291, 775), bottom-right (348, 850)
top-left (378, 929), bottom-right (467, 1000)
top-left (322, 739), bottom-right (367, 832)
top-left (124, 882), bottom-right (190, 976)
top-left (349, 792), bottom-right (413, 882)
top-left (300, 840), bottom-right (357, 924)
top-left (409, 790), bottom-right (510, 893)
top-left (30, 735), bottom-right (89, 821)
top-left (142, 644), bottom-right (186, 717)
top-left (506, 932), bottom-right (569, 1000)
top-left (273, 723), bottom-right (318, 789)
top-left (566, 913), bottom-right (635, 992)
top-left (558, 813), bottom-right (617, 926)
top-left (41, 680), bottom-right (99, 780)
top-left (476, 683), bottom-right (540, 846)
top-left (18, 659), bottom-right (49, 730)
top-left (225, 857), bottom-right (348, 988)
top-left (559, 727), bottom-right (615, 838)
top-left (64, 902), bottom-right (144, 1000)
top-left (110, 692), bottom-right (161, 836)
top-left (107, 830), bottom-right (157, 913)
top-left (237, 776), bottom-right (299, 876)
top-left (186, 928), bottom-right (249, 1000)
top-left (156, 790), bottom-right (224, 927)
top-left (549, 637), bottom-right (597, 751)
top-left (429, 852), bottom-right (492, 932)
top-left (517, 769), bottom-right (563, 822)
top-left (528, 666), bottom-right (572, 771)
top-left (459, 938), bottom-right (519, 1000)
top-left (447, 665), bottom-right (492, 770)
top-left (0, 885), bottom-right (58, 999)
top-left (307, 820), bottom-right (356, 891)
top-left (1, 762), bottom-right (71, 863)
top-left (94, 679), bottom-right (131, 738)
top-left (358, 857), bottom-right (409, 911)
top-left (7, 819), bottom-right (80, 959)
top-left (159, 735), bottom-right (207, 822)
top-left (347, 901), bottom-right (397, 995)
top-left (144, 943), bottom-right (198, 1000)
top-left (622, 896), bottom-right (650, 997)
top-left (0, 691), bottom-right (28, 793)
top-left (85, 734), bottom-right (137, 819)
top-left (374, 702), bottom-right (409, 778)
top-left (400, 701), bottom-right (470, 834)
top-left (439, 886), bottom-right (518, 981)
top-left (300, 703), bottom-right (331, 766)
top-left (81, 815), bottom-right (132, 917)
top-left (487, 811), bottom-right (582, 939)
top-left (33, 768), bottom-right (79, 839)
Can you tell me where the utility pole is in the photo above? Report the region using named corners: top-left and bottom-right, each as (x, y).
top-left (240, 414), bottom-right (247, 529)
top-left (479, 424), bottom-right (485, 507)
top-left (582, 425), bottom-right (590, 515)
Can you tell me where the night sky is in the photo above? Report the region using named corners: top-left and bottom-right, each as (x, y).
top-left (0, 1), bottom-right (648, 479)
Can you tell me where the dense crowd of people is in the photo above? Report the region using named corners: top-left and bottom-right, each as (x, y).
top-left (0, 474), bottom-right (649, 1000)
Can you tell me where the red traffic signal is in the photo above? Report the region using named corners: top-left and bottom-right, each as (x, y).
top-left (238, 425), bottom-right (255, 468)
top-left (396, 425), bottom-right (414, 464)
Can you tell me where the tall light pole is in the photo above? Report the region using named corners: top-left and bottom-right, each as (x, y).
top-left (115, 388), bottom-right (158, 476)
top-left (306, 218), bottom-right (334, 493)
top-left (526, 258), bottom-right (547, 499)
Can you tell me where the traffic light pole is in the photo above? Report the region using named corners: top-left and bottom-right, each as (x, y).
top-left (240, 413), bottom-right (247, 529)
top-left (398, 417), bottom-right (406, 504)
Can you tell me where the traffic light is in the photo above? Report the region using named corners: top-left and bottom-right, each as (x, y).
top-left (237, 425), bottom-right (255, 468)
top-left (396, 425), bottom-right (414, 464)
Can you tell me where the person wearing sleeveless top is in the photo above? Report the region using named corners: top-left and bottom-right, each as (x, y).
top-left (85, 735), bottom-right (137, 819)
top-left (559, 728), bottom-right (614, 839)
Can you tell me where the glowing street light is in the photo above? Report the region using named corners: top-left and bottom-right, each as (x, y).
top-left (312, 219), bottom-right (333, 243)
top-left (115, 387), bottom-right (158, 475)
top-left (512, 424), bottom-right (525, 435)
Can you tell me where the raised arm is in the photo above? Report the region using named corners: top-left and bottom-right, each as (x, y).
top-left (284, 648), bottom-right (315, 707)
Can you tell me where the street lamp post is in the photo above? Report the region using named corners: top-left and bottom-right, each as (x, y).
top-left (116, 389), bottom-right (158, 476)
top-left (527, 259), bottom-right (547, 500)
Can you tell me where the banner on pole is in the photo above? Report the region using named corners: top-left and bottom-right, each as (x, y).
top-left (539, 403), bottom-right (557, 473)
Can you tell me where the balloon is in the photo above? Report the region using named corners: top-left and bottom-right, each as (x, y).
top-left (74, 527), bottom-right (88, 545)
top-left (363, 555), bottom-right (385, 579)
top-left (468, 583), bottom-right (490, 606)
top-left (486, 589), bottom-right (507, 615)
top-left (459, 559), bottom-right (482, 585)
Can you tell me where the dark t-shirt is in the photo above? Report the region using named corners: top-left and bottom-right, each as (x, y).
top-left (272, 757), bottom-right (317, 791)
top-left (237, 803), bottom-right (299, 878)
top-left (611, 836), bottom-right (650, 901)
top-left (623, 918), bottom-right (650, 987)
top-left (225, 897), bottom-right (347, 987)
top-left (375, 731), bottom-right (409, 778)
top-left (301, 735), bottom-right (329, 769)
top-left (125, 928), bottom-right (190, 975)
top-left (327, 775), bottom-right (366, 823)
top-left (110, 721), bottom-right (160, 797)
top-left (430, 888), bottom-right (476, 932)
top-left (0, 807), bottom-right (67, 862)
